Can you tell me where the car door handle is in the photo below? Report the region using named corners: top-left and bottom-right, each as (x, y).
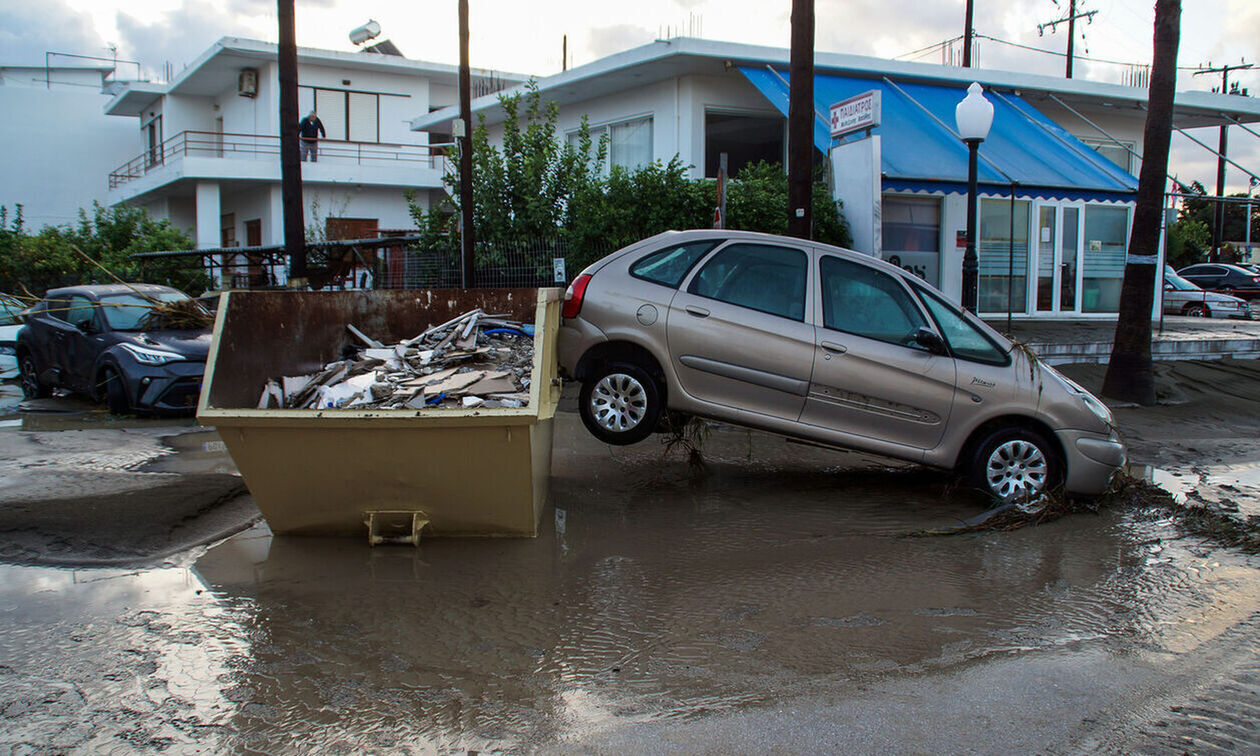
top-left (820, 341), bottom-right (847, 354)
top-left (685, 306), bottom-right (710, 318)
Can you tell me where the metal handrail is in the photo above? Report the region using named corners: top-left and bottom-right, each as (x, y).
top-left (109, 130), bottom-right (452, 189)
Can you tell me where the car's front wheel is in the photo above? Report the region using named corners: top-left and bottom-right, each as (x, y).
top-left (968, 427), bottom-right (1062, 511)
top-left (101, 367), bottom-right (131, 415)
top-left (1183, 302), bottom-right (1208, 317)
top-left (578, 362), bottom-right (661, 445)
top-left (19, 354), bottom-right (49, 399)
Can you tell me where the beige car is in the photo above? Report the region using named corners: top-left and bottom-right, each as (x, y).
top-left (558, 230), bottom-right (1125, 503)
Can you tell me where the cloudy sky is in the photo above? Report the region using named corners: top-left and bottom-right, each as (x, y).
top-left (4, 0), bottom-right (1257, 192)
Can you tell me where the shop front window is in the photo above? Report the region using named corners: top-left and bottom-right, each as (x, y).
top-left (881, 195), bottom-right (941, 286)
top-left (978, 199), bottom-right (1029, 314)
top-left (1082, 205), bottom-right (1129, 313)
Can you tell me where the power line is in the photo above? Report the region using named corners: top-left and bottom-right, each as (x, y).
top-left (899, 31), bottom-right (1257, 75)
top-left (893, 35), bottom-right (963, 61)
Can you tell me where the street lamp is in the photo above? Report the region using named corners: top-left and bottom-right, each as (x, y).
top-left (955, 82), bottom-right (994, 312)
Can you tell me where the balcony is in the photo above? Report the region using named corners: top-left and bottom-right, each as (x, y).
top-left (109, 130), bottom-right (450, 190)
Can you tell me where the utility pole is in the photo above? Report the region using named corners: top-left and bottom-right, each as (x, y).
top-left (1194, 61), bottom-right (1253, 260)
top-left (786, 0), bottom-right (814, 239)
top-left (962, 0), bottom-right (974, 67)
top-left (457, 0), bottom-right (476, 288)
top-left (277, 0), bottom-right (305, 287)
top-left (1037, 0), bottom-right (1097, 79)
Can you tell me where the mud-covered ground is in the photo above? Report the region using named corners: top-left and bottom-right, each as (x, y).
top-left (0, 365), bottom-right (1258, 754)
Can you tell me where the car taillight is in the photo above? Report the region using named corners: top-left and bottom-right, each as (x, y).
top-left (562, 273), bottom-right (592, 319)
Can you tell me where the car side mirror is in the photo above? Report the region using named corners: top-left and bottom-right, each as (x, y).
top-left (913, 327), bottom-right (948, 355)
top-left (1163, 282), bottom-right (1173, 290)
top-left (77, 319), bottom-right (95, 334)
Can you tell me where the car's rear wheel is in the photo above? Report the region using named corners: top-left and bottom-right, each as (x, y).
top-left (1183, 303), bottom-right (1208, 317)
top-left (579, 362), bottom-right (661, 445)
top-left (19, 354), bottom-right (49, 399)
top-left (101, 367), bottom-right (131, 415)
top-left (968, 427), bottom-right (1062, 511)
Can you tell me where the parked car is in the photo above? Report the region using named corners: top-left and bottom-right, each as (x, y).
top-left (17, 284), bottom-right (211, 414)
top-left (559, 230), bottom-right (1125, 504)
top-left (0, 294), bottom-right (27, 380)
top-left (1175, 263), bottom-right (1260, 299)
top-left (1162, 266), bottom-right (1252, 319)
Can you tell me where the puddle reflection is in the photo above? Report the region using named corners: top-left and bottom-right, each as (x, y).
top-left (2, 452), bottom-right (1258, 751)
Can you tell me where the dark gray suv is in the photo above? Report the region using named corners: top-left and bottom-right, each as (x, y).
top-left (17, 284), bottom-right (211, 414)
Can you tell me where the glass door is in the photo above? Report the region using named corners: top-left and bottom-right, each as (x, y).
top-left (1036, 206), bottom-right (1057, 312)
top-left (1059, 207), bottom-right (1080, 311)
top-left (1035, 204), bottom-right (1083, 314)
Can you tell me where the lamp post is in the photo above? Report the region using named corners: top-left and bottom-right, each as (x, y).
top-left (955, 82), bottom-right (993, 312)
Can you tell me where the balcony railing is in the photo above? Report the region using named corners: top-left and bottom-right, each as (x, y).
top-left (109, 130), bottom-right (452, 189)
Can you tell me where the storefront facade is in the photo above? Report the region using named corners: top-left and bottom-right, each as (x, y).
top-left (410, 38), bottom-right (1260, 319)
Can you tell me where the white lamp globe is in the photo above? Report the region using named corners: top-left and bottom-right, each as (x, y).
top-left (955, 82), bottom-right (994, 142)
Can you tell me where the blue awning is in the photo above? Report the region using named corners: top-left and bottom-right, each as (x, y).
top-left (740, 67), bottom-right (1138, 203)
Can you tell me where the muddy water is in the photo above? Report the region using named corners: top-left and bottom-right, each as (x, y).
top-left (2, 415), bottom-right (1258, 752)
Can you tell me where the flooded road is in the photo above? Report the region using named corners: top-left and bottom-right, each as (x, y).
top-left (1, 403), bottom-right (1258, 753)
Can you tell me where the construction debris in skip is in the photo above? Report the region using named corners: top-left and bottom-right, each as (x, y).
top-left (258, 309), bottom-right (533, 410)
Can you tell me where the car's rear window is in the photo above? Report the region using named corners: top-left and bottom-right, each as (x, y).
top-left (629, 240), bottom-right (719, 288)
top-left (99, 291), bottom-right (192, 331)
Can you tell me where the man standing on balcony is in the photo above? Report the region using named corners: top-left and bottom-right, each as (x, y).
top-left (299, 110), bottom-right (326, 162)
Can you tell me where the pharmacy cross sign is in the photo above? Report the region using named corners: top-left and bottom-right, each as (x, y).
top-left (830, 90), bottom-right (881, 138)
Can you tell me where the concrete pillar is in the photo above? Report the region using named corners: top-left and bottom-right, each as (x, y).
top-left (267, 184), bottom-right (286, 246)
top-left (194, 181), bottom-right (220, 248)
top-left (194, 181), bottom-right (221, 288)
top-left (267, 184), bottom-right (289, 285)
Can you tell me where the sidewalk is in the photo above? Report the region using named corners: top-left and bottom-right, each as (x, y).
top-left (985, 316), bottom-right (1260, 365)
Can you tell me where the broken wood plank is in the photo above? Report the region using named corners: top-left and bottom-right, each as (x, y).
top-left (347, 324), bottom-right (385, 349)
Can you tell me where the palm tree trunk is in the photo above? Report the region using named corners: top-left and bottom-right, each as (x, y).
top-left (1101, 0), bottom-right (1180, 405)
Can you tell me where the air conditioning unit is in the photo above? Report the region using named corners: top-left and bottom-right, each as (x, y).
top-left (238, 68), bottom-right (258, 98)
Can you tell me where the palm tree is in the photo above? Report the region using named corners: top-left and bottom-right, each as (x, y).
top-left (1102, 0), bottom-right (1181, 404)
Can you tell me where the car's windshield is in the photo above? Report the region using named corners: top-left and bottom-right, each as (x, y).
top-left (98, 291), bottom-right (191, 330)
top-left (1164, 271), bottom-right (1201, 291)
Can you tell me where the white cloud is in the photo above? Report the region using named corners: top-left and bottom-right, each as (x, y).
top-left (0, 0), bottom-right (109, 66)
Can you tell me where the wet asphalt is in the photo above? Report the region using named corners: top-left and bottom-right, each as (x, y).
top-left (0, 384), bottom-right (1258, 753)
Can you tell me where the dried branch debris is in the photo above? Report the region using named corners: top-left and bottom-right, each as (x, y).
top-left (258, 308), bottom-right (533, 411)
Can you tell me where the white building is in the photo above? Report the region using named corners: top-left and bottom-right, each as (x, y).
top-left (0, 63), bottom-right (137, 228)
top-left (103, 37), bottom-right (525, 278)
top-left (411, 37), bottom-right (1260, 319)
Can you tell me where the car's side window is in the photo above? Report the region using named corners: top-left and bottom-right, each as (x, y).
top-left (629, 240), bottom-right (719, 288)
top-left (43, 298), bottom-right (69, 323)
top-left (688, 243), bottom-right (808, 321)
top-left (913, 285), bottom-right (1009, 365)
top-left (819, 256), bottom-right (926, 346)
top-left (63, 296), bottom-right (96, 329)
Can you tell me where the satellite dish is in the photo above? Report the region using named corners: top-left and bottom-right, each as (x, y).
top-left (349, 20), bottom-right (381, 46)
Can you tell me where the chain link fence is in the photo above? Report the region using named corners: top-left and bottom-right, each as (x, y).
top-left (377, 236), bottom-right (614, 290)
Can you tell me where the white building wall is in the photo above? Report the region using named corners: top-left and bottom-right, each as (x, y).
top-left (530, 73), bottom-right (773, 178)
top-left (1035, 101), bottom-right (1146, 174)
top-left (216, 82), bottom-right (268, 138)
top-left (0, 73), bottom-right (138, 228)
top-left (162, 95), bottom-right (217, 138)
top-left (301, 184), bottom-right (418, 232)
